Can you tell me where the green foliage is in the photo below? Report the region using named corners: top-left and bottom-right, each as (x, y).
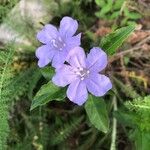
top-left (125, 96), bottom-right (150, 112)
top-left (11, 67), bottom-right (41, 101)
top-left (129, 129), bottom-right (150, 150)
top-left (95, 0), bottom-right (142, 26)
top-left (40, 66), bottom-right (55, 81)
top-left (85, 95), bottom-right (109, 133)
top-left (125, 96), bottom-right (150, 131)
top-left (115, 96), bottom-right (150, 131)
top-left (113, 77), bottom-right (139, 99)
top-left (95, 0), bottom-right (114, 18)
top-left (0, 0), bottom-right (149, 149)
top-left (101, 25), bottom-right (135, 55)
top-left (28, 68), bottom-right (41, 100)
top-left (0, 0), bottom-right (19, 23)
top-left (0, 47), bottom-right (42, 149)
top-left (0, 47), bottom-right (14, 149)
top-left (50, 116), bottom-right (83, 146)
top-left (115, 96), bottom-right (150, 150)
top-left (31, 82), bottom-right (66, 110)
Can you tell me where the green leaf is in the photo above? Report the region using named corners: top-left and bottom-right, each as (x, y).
top-left (124, 8), bottom-right (142, 20)
top-left (114, 108), bottom-right (137, 128)
top-left (130, 129), bottom-right (150, 150)
top-left (127, 21), bottom-right (137, 26)
top-left (85, 95), bottom-right (109, 133)
top-left (113, 0), bottom-right (124, 10)
top-left (100, 25), bottom-right (135, 55)
top-left (95, 0), bottom-right (106, 7)
top-left (124, 7), bottom-right (130, 17)
top-left (40, 66), bottom-right (55, 81)
top-left (95, 11), bottom-right (103, 18)
top-left (127, 12), bottom-right (142, 20)
top-left (99, 2), bottom-right (113, 16)
top-left (31, 82), bottom-right (66, 110)
top-left (110, 11), bottom-right (120, 19)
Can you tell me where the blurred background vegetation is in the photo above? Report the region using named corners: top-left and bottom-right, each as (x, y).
top-left (0, 0), bottom-right (150, 149)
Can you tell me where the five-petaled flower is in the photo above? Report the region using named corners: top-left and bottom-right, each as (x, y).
top-left (36, 16), bottom-right (81, 68)
top-left (52, 47), bottom-right (112, 105)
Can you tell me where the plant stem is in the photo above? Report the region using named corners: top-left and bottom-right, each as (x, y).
top-left (110, 96), bottom-right (117, 150)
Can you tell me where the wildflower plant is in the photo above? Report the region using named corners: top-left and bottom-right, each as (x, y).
top-left (32, 16), bottom-right (135, 133)
top-left (2, 0), bottom-right (148, 149)
top-left (52, 47), bottom-right (112, 105)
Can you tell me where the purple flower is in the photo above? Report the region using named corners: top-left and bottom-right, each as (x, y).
top-left (36, 16), bottom-right (81, 68)
top-left (52, 47), bottom-right (112, 105)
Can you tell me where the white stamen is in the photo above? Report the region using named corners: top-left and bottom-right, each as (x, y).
top-left (74, 67), bottom-right (90, 80)
top-left (51, 39), bottom-right (58, 48)
top-left (51, 38), bottom-right (65, 50)
top-left (79, 67), bottom-right (83, 71)
top-left (75, 72), bottom-right (81, 75)
top-left (81, 77), bottom-right (84, 80)
top-left (80, 74), bottom-right (85, 77)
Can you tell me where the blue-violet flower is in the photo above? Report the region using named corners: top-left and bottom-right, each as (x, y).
top-left (36, 16), bottom-right (81, 68)
top-left (52, 47), bottom-right (112, 105)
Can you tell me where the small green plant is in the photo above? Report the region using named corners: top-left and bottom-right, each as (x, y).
top-left (115, 96), bottom-right (150, 150)
top-left (0, 45), bottom-right (41, 149)
top-left (0, 46), bottom-right (14, 149)
top-left (95, 0), bottom-right (142, 26)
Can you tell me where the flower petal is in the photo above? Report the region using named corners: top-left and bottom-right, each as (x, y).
top-left (67, 79), bottom-right (88, 105)
top-left (52, 65), bottom-right (78, 87)
top-left (67, 47), bottom-right (86, 68)
top-left (35, 45), bottom-right (55, 68)
top-left (59, 16), bottom-right (78, 38)
top-left (52, 50), bottom-right (67, 68)
top-left (37, 24), bottom-right (58, 44)
top-left (85, 73), bottom-right (112, 96)
top-left (65, 33), bottom-right (81, 47)
top-left (86, 47), bottom-right (107, 72)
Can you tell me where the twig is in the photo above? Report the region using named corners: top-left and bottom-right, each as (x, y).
top-left (120, 55), bottom-right (130, 85)
top-left (109, 46), bottom-right (141, 63)
top-left (109, 35), bottom-right (150, 63)
top-left (110, 96), bottom-right (117, 150)
top-left (136, 35), bottom-right (150, 46)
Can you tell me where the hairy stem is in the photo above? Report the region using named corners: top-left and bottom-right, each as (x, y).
top-left (110, 96), bottom-right (117, 150)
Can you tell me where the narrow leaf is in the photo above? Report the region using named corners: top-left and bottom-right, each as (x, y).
top-left (85, 95), bottom-right (109, 133)
top-left (101, 26), bottom-right (135, 55)
top-left (31, 82), bottom-right (66, 110)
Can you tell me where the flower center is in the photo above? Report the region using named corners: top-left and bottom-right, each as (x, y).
top-left (75, 67), bottom-right (90, 80)
top-left (51, 37), bottom-right (66, 51)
